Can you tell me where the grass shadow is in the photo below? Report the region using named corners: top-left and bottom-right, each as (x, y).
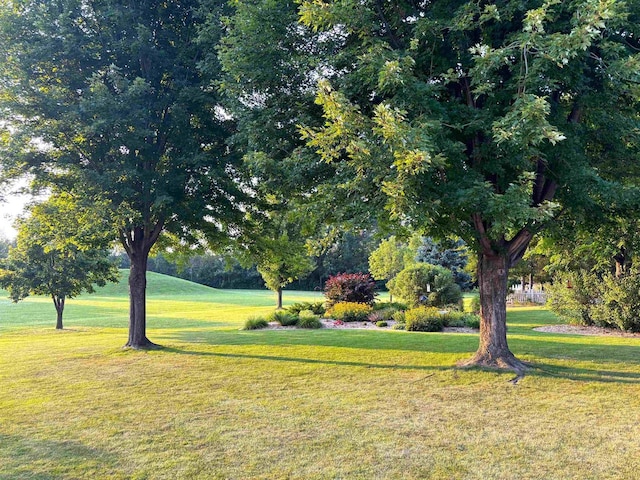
top-left (0, 433), bottom-right (119, 479)
top-left (162, 346), bottom-right (454, 372)
top-left (163, 328), bottom-right (479, 354)
top-left (526, 362), bottom-right (640, 384)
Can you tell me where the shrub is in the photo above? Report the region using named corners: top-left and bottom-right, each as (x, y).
top-left (326, 302), bottom-right (373, 322)
top-left (465, 315), bottom-right (480, 329)
top-left (392, 310), bottom-right (406, 323)
top-left (286, 301), bottom-right (326, 316)
top-left (266, 310), bottom-right (298, 326)
top-left (590, 273), bottom-right (640, 332)
top-left (547, 272), bottom-right (599, 326)
top-left (243, 316), bottom-right (269, 330)
top-left (376, 321), bottom-right (388, 328)
top-left (392, 322), bottom-right (405, 330)
top-left (439, 311), bottom-right (481, 328)
top-left (372, 301), bottom-right (408, 312)
top-left (404, 306), bottom-right (444, 332)
top-left (297, 311), bottom-right (323, 329)
top-left (324, 273), bottom-right (377, 306)
top-left (388, 264), bottom-right (461, 308)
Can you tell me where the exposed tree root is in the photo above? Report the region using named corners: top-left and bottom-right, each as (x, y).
top-left (457, 351), bottom-right (529, 376)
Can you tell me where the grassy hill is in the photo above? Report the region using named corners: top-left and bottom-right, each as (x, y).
top-left (91, 269), bottom-right (220, 298)
top-left (0, 270), bottom-right (322, 331)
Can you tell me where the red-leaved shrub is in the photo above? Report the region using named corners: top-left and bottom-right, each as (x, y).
top-left (324, 273), bottom-right (377, 306)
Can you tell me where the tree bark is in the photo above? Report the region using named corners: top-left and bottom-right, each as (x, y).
top-left (459, 253), bottom-right (528, 374)
top-left (121, 222), bottom-right (163, 350)
top-left (276, 287), bottom-right (283, 310)
top-left (53, 295), bottom-right (65, 330)
top-left (126, 251), bottom-right (158, 349)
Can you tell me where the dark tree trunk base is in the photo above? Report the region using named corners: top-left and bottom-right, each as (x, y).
top-left (124, 338), bottom-right (163, 350)
top-left (458, 351), bottom-right (529, 375)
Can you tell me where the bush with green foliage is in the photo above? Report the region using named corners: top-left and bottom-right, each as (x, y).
top-left (266, 310), bottom-right (298, 327)
top-left (440, 311), bottom-right (481, 329)
top-left (376, 321), bottom-right (388, 328)
top-left (243, 316), bottom-right (269, 330)
top-left (392, 310), bottom-right (406, 324)
top-left (286, 301), bottom-right (326, 316)
top-left (392, 322), bottom-right (406, 330)
top-left (469, 296), bottom-right (481, 314)
top-left (590, 274), bottom-right (640, 332)
top-left (297, 310), bottom-right (323, 329)
top-left (464, 315), bottom-right (480, 329)
top-left (324, 273), bottom-right (377, 306)
top-left (547, 272), bottom-right (599, 326)
top-left (368, 307), bottom-right (398, 323)
top-left (326, 302), bottom-right (373, 322)
top-left (372, 301), bottom-right (408, 312)
top-left (388, 264), bottom-right (461, 308)
top-left (404, 306), bottom-right (445, 332)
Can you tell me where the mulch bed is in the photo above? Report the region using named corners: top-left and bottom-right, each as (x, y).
top-left (533, 324), bottom-right (640, 337)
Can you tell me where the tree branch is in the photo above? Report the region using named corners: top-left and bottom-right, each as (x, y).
top-left (472, 213), bottom-right (494, 255)
top-left (507, 229), bottom-right (533, 267)
top-left (374, 0), bottom-right (402, 49)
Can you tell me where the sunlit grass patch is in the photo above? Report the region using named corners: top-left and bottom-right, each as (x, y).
top-left (2, 273), bottom-right (640, 479)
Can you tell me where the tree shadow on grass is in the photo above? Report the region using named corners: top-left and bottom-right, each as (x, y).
top-left (0, 433), bottom-right (119, 479)
top-left (161, 346), bottom-right (453, 373)
top-left (525, 362), bottom-right (640, 384)
top-left (162, 328), bottom-right (478, 354)
top-left (161, 340), bottom-right (640, 385)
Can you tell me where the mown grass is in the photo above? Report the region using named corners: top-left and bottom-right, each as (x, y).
top-left (1, 272), bottom-right (640, 479)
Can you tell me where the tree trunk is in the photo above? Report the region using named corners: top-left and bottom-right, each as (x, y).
top-left (52, 295), bottom-right (65, 330)
top-left (529, 272), bottom-right (534, 291)
top-left (276, 287), bottom-right (283, 309)
top-left (459, 253), bottom-right (527, 373)
top-left (126, 252), bottom-right (158, 349)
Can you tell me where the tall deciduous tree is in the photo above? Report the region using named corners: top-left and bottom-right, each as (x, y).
top-left (368, 236), bottom-right (409, 300)
top-left (0, 0), bottom-right (244, 347)
top-left (254, 232), bottom-right (314, 309)
top-left (0, 194), bottom-right (118, 329)
top-left (223, 0), bottom-right (640, 372)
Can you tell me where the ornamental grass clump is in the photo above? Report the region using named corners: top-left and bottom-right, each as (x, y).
top-left (297, 310), bottom-right (323, 329)
top-left (286, 301), bottom-right (326, 316)
top-left (266, 310), bottom-right (298, 326)
top-left (326, 302), bottom-right (373, 322)
top-left (243, 316), bottom-right (269, 330)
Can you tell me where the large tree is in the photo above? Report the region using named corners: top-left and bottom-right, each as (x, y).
top-left (0, 0), bottom-right (244, 347)
top-left (0, 194), bottom-right (118, 329)
top-left (223, 0), bottom-right (640, 372)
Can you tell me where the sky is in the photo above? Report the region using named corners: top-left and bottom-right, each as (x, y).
top-left (0, 180), bottom-right (37, 239)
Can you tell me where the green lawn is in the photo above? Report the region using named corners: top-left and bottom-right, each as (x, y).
top-left (2, 272), bottom-right (640, 479)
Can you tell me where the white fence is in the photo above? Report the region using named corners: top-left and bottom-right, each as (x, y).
top-left (507, 291), bottom-right (548, 304)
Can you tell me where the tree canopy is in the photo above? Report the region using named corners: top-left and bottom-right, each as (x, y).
top-left (0, 0), bottom-right (245, 347)
top-left (0, 193), bottom-right (118, 329)
top-left (223, 0), bottom-right (640, 372)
